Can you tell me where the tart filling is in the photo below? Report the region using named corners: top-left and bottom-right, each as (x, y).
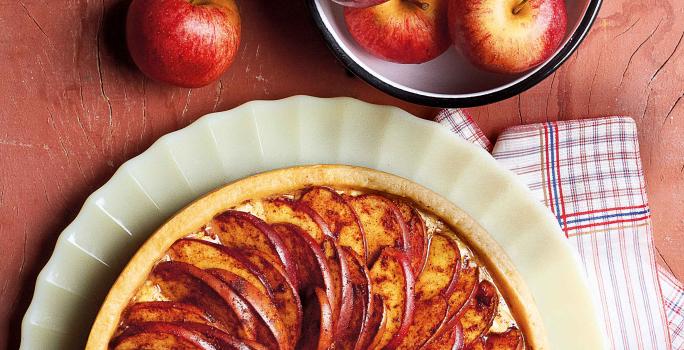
top-left (112, 186), bottom-right (525, 350)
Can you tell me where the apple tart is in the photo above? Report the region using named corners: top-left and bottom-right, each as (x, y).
top-left (86, 165), bottom-right (547, 350)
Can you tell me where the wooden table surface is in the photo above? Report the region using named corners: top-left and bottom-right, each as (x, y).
top-left (1, 0), bottom-right (682, 348)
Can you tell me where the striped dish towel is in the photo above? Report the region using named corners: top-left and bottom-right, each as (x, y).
top-left (435, 109), bottom-right (684, 350)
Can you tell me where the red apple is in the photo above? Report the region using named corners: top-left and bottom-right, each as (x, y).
top-left (331, 0), bottom-right (389, 8)
top-left (344, 0), bottom-right (450, 64)
top-left (448, 0), bottom-right (566, 73)
top-left (126, 0), bottom-right (241, 88)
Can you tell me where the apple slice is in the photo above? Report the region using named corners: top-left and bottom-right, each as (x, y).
top-left (124, 301), bottom-right (215, 328)
top-left (209, 269), bottom-right (290, 350)
top-left (238, 247), bottom-right (303, 343)
top-left (414, 233), bottom-right (461, 301)
top-left (396, 296), bottom-right (448, 349)
top-left (367, 307), bottom-right (390, 350)
top-left (271, 223), bottom-right (339, 325)
top-left (459, 280), bottom-right (499, 345)
top-left (297, 288), bottom-right (334, 350)
top-left (168, 239), bottom-right (272, 299)
top-left (446, 262), bottom-right (479, 319)
top-left (211, 210), bottom-right (298, 287)
top-left (262, 198), bottom-right (332, 244)
top-left (345, 194), bottom-right (409, 265)
top-left (334, 247), bottom-right (376, 350)
top-left (393, 199), bottom-right (428, 274)
top-left (180, 322), bottom-right (269, 350)
top-left (466, 338), bottom-right (486, 350)
top-left (355, 294), bottom-right (384, 350)
top-left (421, 316), bottom-right (465, 350)
top-left (111, 322), bottom-right (213, 350)
top-left (485, 328), bottom-right (524, 350)
top-left (333, 247), bottom-right (371, 348)
top-left (367, 247), bottom-right (415, 349)
top-left (322, 236), bottom-right (354, 338)
top-left (150, 261), bottom-right (258, 341)
top-left (300, 186), bottom-right (368, 261)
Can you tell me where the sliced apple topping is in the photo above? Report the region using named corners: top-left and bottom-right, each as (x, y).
top-left (239, 248), bottom-right (303, 344)
top-left (209, 269), bottom-right (290, 350)
top-left (271, 223), bottom-right (339, 327)
top-left (211, 210), bottom-right (298, 287)
top-left (168, 239), bottom-right (272, 299)
top-left (393, 199), bottom-right (429, 274)
top-left (115, 188), bottom-right (522, 350)
top-left (298, 288), bottom-right (334, 350)
top-left (123, 301), bottom-right (215, 328)
top-left (262, 198), bottom-right (332, 244)
top-left (459, 280), bottom-right (500, 345)
top-left (414, 233), bottom-right (461, 301)
top-left (396, 296), bottom-right (448, 349)
top-left (485, 328), bottom-right (524, 350)
top-left (180, 322), bottom-right (269, 350)
top-left (466, 337), bottom-right (486, 350)
top-left (336, 247), bottom-right (373, 349)
top-left (149, 261), bottom-right (258, 341)
top-left (447, 262), bottom-right (479, 319)
top-left (366, 307), bottom-right (390, 350)
top-left (421, 316), bottom-right (465, 350)
top-left (367, 247), bottom-right (415, 349)
top-left (301, 186), bottom-right (368, 262)
top-left (355, 294), bottom-right (385, 350)
top-left (322, 236), bottom-right (354, 337)
top-left (346, 194), bottom-right (409, 265)
top-left (111, 322), bottom-right (215, 350)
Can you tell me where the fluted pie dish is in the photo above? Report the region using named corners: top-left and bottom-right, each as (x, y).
top-left (86, 165), bottom-right (547, 350)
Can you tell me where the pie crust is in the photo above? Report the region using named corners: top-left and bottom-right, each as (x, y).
top-left (85, 165), bottom-right (548, 349)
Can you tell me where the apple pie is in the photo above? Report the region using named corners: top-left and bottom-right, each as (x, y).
top-left (86, 165), bottom-right (547, 350)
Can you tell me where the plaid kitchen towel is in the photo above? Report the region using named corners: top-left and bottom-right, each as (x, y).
top-left (435, 109), bottom-right (684, 349)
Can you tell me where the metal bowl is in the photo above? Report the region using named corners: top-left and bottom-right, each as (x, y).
top-left (308, 0), bottom-right (602, 107)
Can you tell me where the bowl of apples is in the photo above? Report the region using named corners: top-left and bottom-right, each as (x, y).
top-left (308, 0), bottom-right (601, 107)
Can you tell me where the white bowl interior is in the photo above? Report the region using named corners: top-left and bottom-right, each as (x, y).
top-left (314, 0), bottom-right (591, 97)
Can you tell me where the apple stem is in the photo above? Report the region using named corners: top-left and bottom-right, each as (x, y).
top-left (406, 0), bottom-right (430, 10)
top-left (512, 0), bottom-right (528, 14)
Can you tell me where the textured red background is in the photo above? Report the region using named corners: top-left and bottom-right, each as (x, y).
top-left (1, 0), bottom-right (682, 348)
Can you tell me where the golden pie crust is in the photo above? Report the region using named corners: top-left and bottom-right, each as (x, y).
top-left (85, 165), bottom-right (548, 349)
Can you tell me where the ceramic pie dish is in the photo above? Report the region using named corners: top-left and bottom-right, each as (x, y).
top-left (86, 165), bottom-right (547, 349)
top-left (20, 96), bottom-right (605, 349)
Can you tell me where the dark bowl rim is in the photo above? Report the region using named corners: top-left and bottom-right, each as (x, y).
top-left (307, 0), bottom-right (603, 108)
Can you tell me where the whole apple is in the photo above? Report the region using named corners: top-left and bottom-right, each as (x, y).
top-left (448, 0), bottom-right (566, 74)
top-left (344, 0), bottom-right (450, 64)
top-left (126, 0), bottom-right (241, 88)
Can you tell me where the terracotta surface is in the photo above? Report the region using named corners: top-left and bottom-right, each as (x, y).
top-left (0, 0), bottom-right (682, 348)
